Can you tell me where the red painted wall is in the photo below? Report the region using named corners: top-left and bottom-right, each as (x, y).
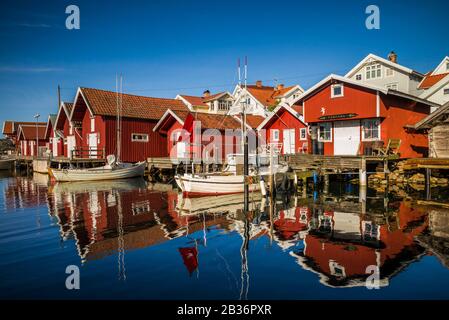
top-left (264, 108), bottom-right (309, 154)
top-left (304, 84), bottom-right (377, 123)
top-left (378, 96), bottom-right (429, 158)
top-left (104, 116), bottom-right (168, 162)
top-left (303, 82), bottom-right (430, 158)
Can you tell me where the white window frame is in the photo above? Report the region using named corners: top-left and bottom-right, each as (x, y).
top-left (318, 122), bottom-right (332, 142)
top-left (90, 117), bottom-right (95, 132)
top-left (271, 129), bottom-right (279, 141)
top-left (361, 118), bottom-right (381, 141)
top-left (131, 133), bottom-right (149, 142)
top-left (385, 67), bottom-right (394, 77)
top-left (331, 83), bottom-right (344, 98)
top-left (443, 87), bottom-right (449, 95)
top-left (385, 82), bottom-right (398, 90)
top-left (355, 74), bottom-right (362, 81)
top-left (366, 63), bottom-right (382, 80)
top-left (446, 62), bottom-right (449, 71)
top-left (299, 128), bottom-right (307, 141)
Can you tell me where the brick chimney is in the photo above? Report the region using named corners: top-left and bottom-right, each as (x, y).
top-left (388, 51), bottom-right (397, 63)
top-left (256, 80), bottom-right (262, 88)
top-left (203, 90), bottom-right (210, 97)
top-left (276, 84), bottom-right (285, 91)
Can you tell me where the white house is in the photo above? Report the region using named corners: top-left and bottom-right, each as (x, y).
top-left (176, 90), bottom-right (234, 114)
top-left (230, 80), bottom-right (304, 116)
top-left (418, 56), bottom-right (449, 111)
top-left (345, 52), bottom-right (424, 96)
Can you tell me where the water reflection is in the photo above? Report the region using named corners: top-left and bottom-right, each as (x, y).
top-left (2, 174), bottom-right (449, 298)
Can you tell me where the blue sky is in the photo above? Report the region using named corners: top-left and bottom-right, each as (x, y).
top-left (0, 0), bottom-right (448, 123)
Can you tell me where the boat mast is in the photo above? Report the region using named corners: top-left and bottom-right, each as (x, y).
top-left (243, 56), bottom-right (249, 211)
top-left (116, 74), bottom-right (122, 163)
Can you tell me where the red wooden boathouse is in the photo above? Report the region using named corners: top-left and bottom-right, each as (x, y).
top-left (256, 105), bottom-right (310, 154)
top-left (17, 124), bottom-right (47, 156)
top-left (295, 75), bottom-right (438, 158)
top-left (154, 110), bottom-right (247, 162)
top-left (69, 87), bottom-right (188, 162)
top-left (51, 101), bottom-right (77, 157)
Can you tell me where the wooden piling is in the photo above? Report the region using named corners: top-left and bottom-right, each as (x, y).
top-left (359, 157), bottom-right (367, 187)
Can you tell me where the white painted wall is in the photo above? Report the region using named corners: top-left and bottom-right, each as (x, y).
top-left (348, 60), bottom-right (423, 95)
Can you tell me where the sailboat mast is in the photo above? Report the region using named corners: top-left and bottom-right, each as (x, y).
top-left (116, 74), bottom-right (119, 162)
top-left (243, 56), bottom-right (249, 211)
top-left (117, 75), bottom-right (123, 163)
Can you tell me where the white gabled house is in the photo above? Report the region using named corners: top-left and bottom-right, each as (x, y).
top-left (230, 80), bottom-right (304, 116)
top-left (345, 52), bottom-right (424, 96)
top-left (176, 90), bottom-right (234, 114)
top-left (418, 56), bottom-right (449, 111)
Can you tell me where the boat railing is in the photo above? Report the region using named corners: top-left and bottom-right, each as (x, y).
top-left (70, 147), bottom-right (106, 160)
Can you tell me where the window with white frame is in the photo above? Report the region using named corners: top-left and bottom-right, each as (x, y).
top-left (444, 88), bottom-right (449, 95)
top-left (331, 83), bottom-right (344, 98)
top-left (366, 64), bottom-right (382, 80)
top-left (271, 129), bottom-right (279, 141)
top-left (218, 100), bottom-right (232, 111)
top-left (355, 74), bottom-right (362, 81)
top-left (90, 117), bottom-right (95, 132)
top-left (131, 133), bottom-right (149, 142)
top-left (362, 119), bottom-right (380, 141)
top-left (385, 67), bottom-right (394, 77)
top-left (446, 62), bottom-right (449, 71)
top-left (386, 83), bottom-right (398, 90)
top-left (318, 122), bottom-right (332, 142)
top-left (300, 128), bottom-right (307, 140)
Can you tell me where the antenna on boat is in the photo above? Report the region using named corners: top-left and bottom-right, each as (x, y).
top-left (243, 56), bottom-right (249, 212)
top-left (238, 58), bottom-right (241, 86)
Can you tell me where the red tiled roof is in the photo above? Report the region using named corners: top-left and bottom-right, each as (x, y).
top-left (3, 121), bottom-right (14, 135)
top-left (246, 85), bottom-right (296, 107)
top-left (418, 72), bottom-right (449, 89)
top-left (191, 113), bottom-right (242, 130)
top-left (202, 92), bottom-right (227, 102)
top-left (291, 105), bottom-right (303, 115)
top-left (179, 95), bottom-right (209, 107)
top-left (3, 121), bottom-right (45, 135)
top-left (235, 114), bottom-right (265, 129)
top-left (80, 87), bottom-right (189, 120)
top-left (63, 102), bottom-right (74, 115)
top-left (180, 92), bottom-right (227, 106)
top-left (18, 125), bottom-right (47, 140)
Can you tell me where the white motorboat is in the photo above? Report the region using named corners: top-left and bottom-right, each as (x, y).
top-left (176, 172), bottom-right (260, 197)
top-left (48, 159), bottom-right (146, 182)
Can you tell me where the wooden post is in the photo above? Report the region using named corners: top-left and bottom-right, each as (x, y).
top-left (359, 156), bottom-right (367, 187)
top-left (425, 168), bottom-right (432, 200)
top-left (323, 174), bottom-right (329, 194)
top-left (359, 185), bottom-right (367, 214)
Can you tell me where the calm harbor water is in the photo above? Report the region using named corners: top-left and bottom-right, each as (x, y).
top-left (1, 172), bottom-right (449, 300)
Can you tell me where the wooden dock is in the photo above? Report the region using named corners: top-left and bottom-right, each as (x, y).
top-left (284, 154), bottom-right (396, 173)
top-left (402, 158), bottom-right (449, 170)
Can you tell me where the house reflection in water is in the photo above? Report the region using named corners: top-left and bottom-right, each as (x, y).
top-left (288, 199), bottom-right (429, 288)
top-left (4, 174), bottom-right (449, 290)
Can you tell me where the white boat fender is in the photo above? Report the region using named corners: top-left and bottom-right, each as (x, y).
top-left (259, 179), bottom-right (267, 197)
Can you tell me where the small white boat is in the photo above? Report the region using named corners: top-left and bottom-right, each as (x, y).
top-left (175, 172), bottom-right (260, 197)
top-left (48, 158), bottom-right (146, 182)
